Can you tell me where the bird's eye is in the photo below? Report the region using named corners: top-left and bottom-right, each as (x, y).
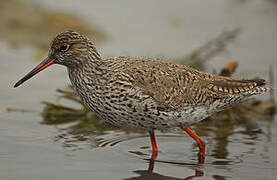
top-left (60, 44), bottom-right (70, 52)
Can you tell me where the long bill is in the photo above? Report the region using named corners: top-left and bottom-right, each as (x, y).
top-left (14, 57), bottom-right (55, 88)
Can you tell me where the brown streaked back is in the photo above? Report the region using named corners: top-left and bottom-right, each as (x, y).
top-left (103, 56), bottom-right (268, 110)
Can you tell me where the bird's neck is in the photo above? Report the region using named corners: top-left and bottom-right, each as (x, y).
top-left (67, 59), bottom-right (104, 88)
top-left (67, 60), bottom-right (108, 113)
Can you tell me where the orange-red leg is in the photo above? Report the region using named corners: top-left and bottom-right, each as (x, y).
top-left (184, 127), bottom-right (206, 163)
top-left (149, 131), bottom-right (158, 160)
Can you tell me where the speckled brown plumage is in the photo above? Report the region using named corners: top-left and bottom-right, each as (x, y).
top-left (14, 31), bottom-right (269, 163)
top-left (104, 57), bottom-right (267, 109)
top-left (74, 55), bottom-right (267, 131)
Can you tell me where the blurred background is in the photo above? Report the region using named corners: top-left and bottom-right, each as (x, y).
top-left (0, 0), bottom-right (277, 179)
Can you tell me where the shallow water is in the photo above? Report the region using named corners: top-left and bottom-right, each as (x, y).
top-left (1, 0), bottom-right (277, 179)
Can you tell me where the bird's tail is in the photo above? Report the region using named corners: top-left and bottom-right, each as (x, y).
top-left (235, 78), bottom-right (269, 95)
top-left (206, 77), bottom-right (270, 107)
top-left (209, 77), bottom-right (269, 97)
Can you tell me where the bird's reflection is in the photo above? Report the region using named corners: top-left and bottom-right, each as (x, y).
top-left (124, 158), bottom-right (204, 180)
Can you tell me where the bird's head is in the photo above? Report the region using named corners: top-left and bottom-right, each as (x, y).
top-left (14, 31), bottom-right (100, 88)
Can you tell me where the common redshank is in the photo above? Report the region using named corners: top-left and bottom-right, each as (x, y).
top-left (14, 31), bottom-right (268, 163)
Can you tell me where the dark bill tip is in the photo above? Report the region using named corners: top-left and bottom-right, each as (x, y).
top-left (14, 58), bottom-right (55, 88)
top-left (14, 80), bottom-right (24, 88)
